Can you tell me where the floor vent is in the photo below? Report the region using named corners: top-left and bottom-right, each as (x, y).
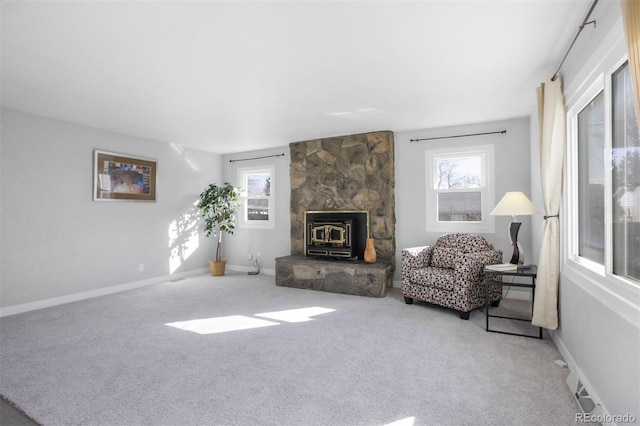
top-left (566, 369), bottom-right (604, 421)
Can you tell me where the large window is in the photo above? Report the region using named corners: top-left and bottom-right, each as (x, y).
top-left (425, 145), bottom-right (494, 233)
top-left (569, 60), bottom-right (639, 284)
top-left (611, 63), bottom-right (640, 281)
top-left (238, 166), bottom-right (274, 229)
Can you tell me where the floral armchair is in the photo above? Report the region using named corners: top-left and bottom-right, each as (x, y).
top-left (401, 233), bottom-right (503, 319)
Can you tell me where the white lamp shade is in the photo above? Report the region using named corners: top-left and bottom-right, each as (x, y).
top-left (490, 191), bottom-right (539, 217)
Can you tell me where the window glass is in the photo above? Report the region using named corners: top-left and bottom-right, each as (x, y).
top-left (612, 63), bottom-right (640, 281)
top-left (577, 91), bottom-right (605, 265)
top-left (239, 167), bottom-right (274, 228)
top-left (435, 155), bottom-right (483, 223)
top-left (435, 156), bottom-right (482, 189)
top-left (247, 172), bottom-right (271, 197)
top-left (438, 192), bottom-right (482, 222)
top-left (425, 146), bottom-right (494, 233)
top-left (246, 172), bottom-right (270, 221)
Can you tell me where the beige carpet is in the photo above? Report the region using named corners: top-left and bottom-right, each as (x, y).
top-left (0, 272), bottom-right (579, 425)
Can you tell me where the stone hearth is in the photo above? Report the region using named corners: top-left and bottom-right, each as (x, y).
top-left (275, 255), bottom-right (392, 297)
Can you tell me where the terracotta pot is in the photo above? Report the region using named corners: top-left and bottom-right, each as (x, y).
top-left (209, 260), bottom-right (227, 276)
top-left (364, 238), bottom-right (377, 264)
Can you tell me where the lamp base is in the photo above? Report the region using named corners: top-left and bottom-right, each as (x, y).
top-left (508, 222), bottom-right (524, 265)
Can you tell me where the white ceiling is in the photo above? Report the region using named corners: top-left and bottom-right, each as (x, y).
top-left (1, 0), bottom-right (592, 154)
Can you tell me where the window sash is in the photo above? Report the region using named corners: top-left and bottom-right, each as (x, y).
top-left (238, 166), bottom-right (274, 229)
top-left (611, 62), bottom-right (640, 282)
top-left (576, 90), bottom-right (606, 265)
top-left (567, 59), bottom-right (639, 286)
top-left (425, 145), bottom-right (494, 233)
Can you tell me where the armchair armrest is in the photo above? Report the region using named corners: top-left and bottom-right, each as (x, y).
top-left (462, 249), bottom-right (503, 271)
top-left (453, 249), bottom-right (504, 288)
top-left (401, 246), bottom-right (433, 272)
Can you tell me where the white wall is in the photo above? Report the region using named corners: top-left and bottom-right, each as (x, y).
top-left (221, 118), bottom-right (533, 283)
top-left (529, 1), bottom-right (640, 419)
top-left (222, 147), bottom-right (291, 274)
top-left (394, 117), bottom-right (533, 281)
top-left (0, 108), bottom-right (222, 310)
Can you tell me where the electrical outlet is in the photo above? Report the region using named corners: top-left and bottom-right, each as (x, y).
top-left (248, 253), bottom-right (253, 261)
top-left (139, 263), bottom-right (144, 272)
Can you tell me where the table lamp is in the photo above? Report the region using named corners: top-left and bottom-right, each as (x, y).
top-left (490, 191), bottom-right (539, 265)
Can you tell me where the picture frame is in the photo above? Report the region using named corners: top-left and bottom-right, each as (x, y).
top-left (93, 150), bottom-right (157, 201)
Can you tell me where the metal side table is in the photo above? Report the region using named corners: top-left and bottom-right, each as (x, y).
top-left (484, 265), bottom-right (542, 339)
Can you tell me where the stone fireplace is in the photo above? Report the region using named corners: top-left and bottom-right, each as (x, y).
top-left (289, 130), bottom-right (395, 264)
top-left (275, 130), bottom-right (395, 297)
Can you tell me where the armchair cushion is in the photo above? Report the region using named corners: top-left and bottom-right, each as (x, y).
top-left (430, 247), bottom-right (461, 269)
top-left (416, 267), bottom-right (455, 291)
top-left (436, 232), bottom-right (495, 253)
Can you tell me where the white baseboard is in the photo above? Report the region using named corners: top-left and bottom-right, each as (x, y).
top-left (550, 332), bottom-right (612, 424)
top-left (0, 268), bottom-right (209, 318)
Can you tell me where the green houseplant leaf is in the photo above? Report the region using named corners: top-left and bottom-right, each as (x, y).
top-left (197, 182), bottom-right (241, 262)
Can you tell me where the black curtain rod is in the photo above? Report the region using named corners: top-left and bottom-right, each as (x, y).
top-left (229, 153), bottom-right (285, 163)
top-left (551, 0), bottom-right (599, 81)
top-left (410, 129), bottom-right (506, 143)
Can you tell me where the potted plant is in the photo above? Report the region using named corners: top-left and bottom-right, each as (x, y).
top-left (197, 182), bottom-right (241, 276)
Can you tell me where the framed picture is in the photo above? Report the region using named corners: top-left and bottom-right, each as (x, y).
top-left (93, 150), bottom-right (157, 201)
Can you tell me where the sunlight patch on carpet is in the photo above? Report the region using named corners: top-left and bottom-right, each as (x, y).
top-left (255, 307), bottom-right (336, 323)
top-left (166, 307), bottom-right (336, 334)
top-left (166, 315), bottom-right (279, 334)
top-left (383, 416), bottom-right (415, 426)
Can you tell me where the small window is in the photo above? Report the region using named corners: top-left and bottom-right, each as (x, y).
top-left (238, 166), bottom-right (274, 229)
top-left (426, 145), bottom-right (494, 233)
top-left (435, 155), bottom-right (483, 222)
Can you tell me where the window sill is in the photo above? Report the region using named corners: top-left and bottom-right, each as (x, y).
top-left (563, 258), bottom-right (640, 329)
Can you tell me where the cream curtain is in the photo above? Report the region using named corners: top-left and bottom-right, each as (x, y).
top-left (532, 77), bottom-right (565, 330)
top-left (621, 0), bottom-right (640, 122)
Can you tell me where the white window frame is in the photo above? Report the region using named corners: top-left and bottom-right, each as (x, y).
top-left (565, 55), bottom-right (640, 315)
top-left (238, 165), bottom-right (275, 229)
top-left (425, 145), bottom-right (495, 233)
top-left (566, 74), bottom-right (607, 277)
